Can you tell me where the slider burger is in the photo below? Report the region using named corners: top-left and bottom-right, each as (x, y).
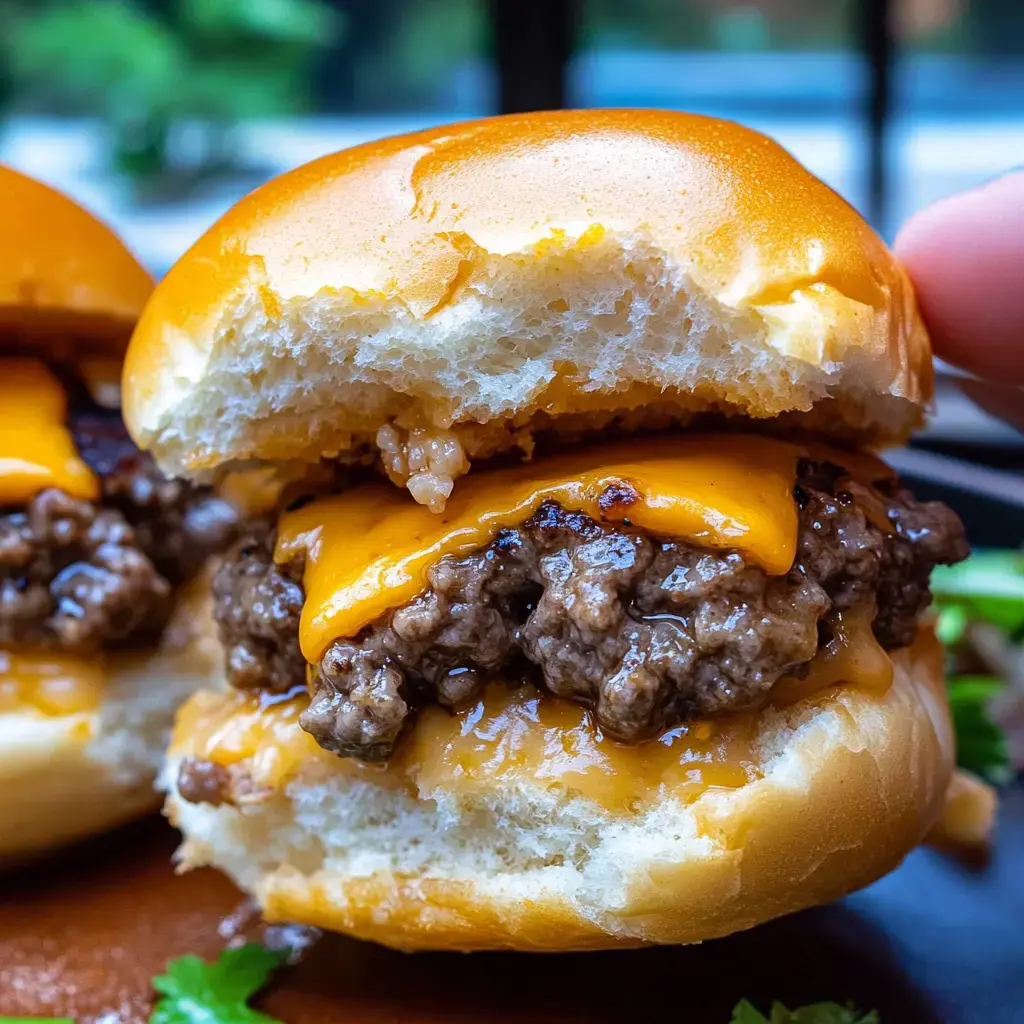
top-left (0, 167), bottom-right (238, 861)
top-left (125, 111), bottom-right (968, 950)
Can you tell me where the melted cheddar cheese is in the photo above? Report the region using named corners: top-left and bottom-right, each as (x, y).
top-left (0, 358), bottom-right (98, 504)
top-left (175, 614), bottom-right (902, 812)
top-left (0, 650), bottom-right (104, 716)
top-left (278, 434), bottom-right (805, 661)
top-left (407, 687), bottom-right (759, 811)
top-left (176, 683), bottom-right (758, 812)
top-left (772, 604), bottom-right (893, 704)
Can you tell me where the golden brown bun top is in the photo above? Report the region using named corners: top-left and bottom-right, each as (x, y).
top-left (124, 110), bottom-right (932, 478)
top-left (0, 165), bottom-right (153, 350)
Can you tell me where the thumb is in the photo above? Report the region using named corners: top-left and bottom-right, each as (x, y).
top-left (895, 170), bottom-right (1024, 386)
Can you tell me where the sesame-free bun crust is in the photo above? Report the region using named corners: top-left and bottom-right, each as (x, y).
top-left (0, 165), bottom-right (152, 348)
top-left (0, 579), bottom-right (220, 864)
top-left (126, 110), bottom-right (931, 493)
top-left (165, 628), bottom-right (952, 952)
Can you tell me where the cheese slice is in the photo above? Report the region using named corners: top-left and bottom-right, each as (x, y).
top-left (0, 358), bottom-right (98, 504)
top-left (277, 434), bottom-right (805, 662)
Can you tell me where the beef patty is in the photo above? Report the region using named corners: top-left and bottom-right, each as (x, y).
top-left (211, 459), bottom-right (968, 763)
top-left (0, 409), bottom-right (238, 653)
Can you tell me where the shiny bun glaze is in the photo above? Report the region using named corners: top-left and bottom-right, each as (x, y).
top-left (123, 110), bottom-right (932, 487)
top-left (0, 165), bottom-right (152, 347)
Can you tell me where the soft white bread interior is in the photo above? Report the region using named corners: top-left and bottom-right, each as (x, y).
top-left (0, 578), bottom-right (221, 864)
top-left (125, 110), bottom-right (931, 505)
top-left (165, 627), bottom-right (953, 952)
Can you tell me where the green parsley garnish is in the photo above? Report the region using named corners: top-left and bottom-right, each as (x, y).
top-left (932, 550), bottom-right (1023, 782)
top-left (932, 551), bottom-right (1024, 636)
top-left (947, 675), bottom-right (1012, 784)
top-left (150, 943), bottom-right (288, 1024)
top-left (731, 1000), bottom-right (879, 1023)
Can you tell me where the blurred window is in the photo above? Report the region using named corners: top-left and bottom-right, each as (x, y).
top-left (572, 0), bottom-right (1024, 232)
top-left (571, 1), bottom-right (859, 118)
top-left (0, 0), bottom-right (495, 270)
top-left (2, 0), bottom-right (1020, 271)
top-left (570, 1), bottom-right (866, 213)
top-left (891, 0), bottom-right (1024, 226)
top-left (314, 0), bottom-right (492, 114)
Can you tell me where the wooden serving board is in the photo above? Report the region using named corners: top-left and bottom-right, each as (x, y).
top-left (1, 789), bottom-right (1022, 1023)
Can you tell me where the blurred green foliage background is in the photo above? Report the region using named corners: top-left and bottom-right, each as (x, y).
top-left (0, 0), bottom-right (342, 194)
top-left (934, 551), bottom-right (1024, 784)
top-left (1, 0), bottom-right (1020, 198)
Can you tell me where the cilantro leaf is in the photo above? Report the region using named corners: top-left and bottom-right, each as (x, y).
top-left (730, 1000), bottom-right (879, 1023)
top-left (947, 675), bottom-right (1012, 784)
top-left (150, 943), bottom-right (288, 1024)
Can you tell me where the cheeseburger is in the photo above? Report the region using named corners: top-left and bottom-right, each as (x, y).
top-left (126, 111), bottom-right (968, 950)
top-left (0, 167), bottom-right (237, 861)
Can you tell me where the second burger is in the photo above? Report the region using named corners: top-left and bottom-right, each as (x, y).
top-left (0, 166), bottom-right (238, 861)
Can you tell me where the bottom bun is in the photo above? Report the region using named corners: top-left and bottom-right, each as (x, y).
top-left (0, 577), bottom-right (221, 863)
top-left (166, 626), bottom-right (953, 952)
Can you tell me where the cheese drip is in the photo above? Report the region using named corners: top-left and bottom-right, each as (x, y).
top-left (175, 686), bottom-right (757, 812)
top-left (174, 617), bottom-right (907, 813)
top-left (277, 434), bottom-right (804, 662)
top-left (772, 604), bottom-right (894, 703)
top-left (0, 358), bottom-right (98, 504)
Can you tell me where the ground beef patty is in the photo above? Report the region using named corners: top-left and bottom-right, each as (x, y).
top-left (212, 459), bottom-right (968, 762)
top-left (0, 411), bottom-right (238, 653)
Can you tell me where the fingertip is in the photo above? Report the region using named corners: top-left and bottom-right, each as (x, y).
top-left (894, 170), bottom-right (1024, 384)
top-left (957, 378), bottom-right (1024, 435)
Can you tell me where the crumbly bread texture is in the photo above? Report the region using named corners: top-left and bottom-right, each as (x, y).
top-left (165, 628), bottom-right (952, 952)
top-left (125, 110), bottom-right (932, 505)
top-left (0, 579), bottom-right (220, 863)
top-left (0, 164), bottom-right (152, 347)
